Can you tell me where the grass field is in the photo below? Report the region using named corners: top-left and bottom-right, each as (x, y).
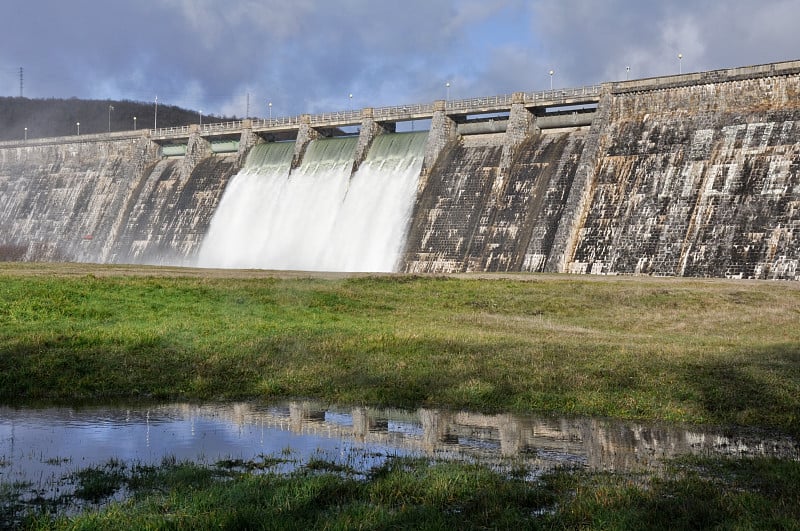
top-left (1, 262), bottom-right (799, 437)
top-left (2, 263), bottom-right (800, 527)
top-left (8, 455), bottom-right (798, 529)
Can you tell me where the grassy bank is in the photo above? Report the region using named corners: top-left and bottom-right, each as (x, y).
top-left (9, 455), bottom-right (800, 529)
top-left (1, 263), bottom-right (799, 435)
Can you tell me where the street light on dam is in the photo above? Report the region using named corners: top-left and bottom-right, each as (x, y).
top-left (549, 70), bottom-right (554, 90)
top-left (678, 53), bottom-right (683, 74)
top-left (76, 122), bottom-right (80, 135)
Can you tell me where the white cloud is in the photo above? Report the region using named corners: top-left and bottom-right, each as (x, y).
top-left (1, 0), bottom-right (798, 117)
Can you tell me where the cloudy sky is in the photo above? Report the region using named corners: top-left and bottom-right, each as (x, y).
top-left (1, 0), bottom-right (798, 119)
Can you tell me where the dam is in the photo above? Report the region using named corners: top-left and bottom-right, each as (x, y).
top-left (1, 60), bottom-right (799, 279)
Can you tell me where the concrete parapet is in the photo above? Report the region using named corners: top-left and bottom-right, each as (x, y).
top-left (420, 104), bottom-right (458, 191)
top-left (292, 115), bottom-right (320, 169)
top-left (183, 132), bottom-right (212, 174)
top-left (237, 127), bottom-right (262, 168)
top-left (610, 59), bottom-right (800, 95)
top-left (491, 101), bottom-right (537, 205)
top-left (545, 86), bottom-right (612, 272)
top-left (506, 102), bottom-right (536, 143)
top-left (353, 113), bottom-right (395, 172)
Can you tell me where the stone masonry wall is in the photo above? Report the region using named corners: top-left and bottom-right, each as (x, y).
top-left (0, 138), bottom-right (154, 262)
top-left (402, 139), bottom-right (503, 273)
top-left (401, 129), bottom-right (587, 273)
top-left (4, 61), bottom-right (800, 278)
top-left (0, 138), bottom-right (239, 265)
top-left (569, 73), bottom-right (800, 279)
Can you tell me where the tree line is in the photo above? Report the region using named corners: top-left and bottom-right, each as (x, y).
top-left (0, 97), bottom-right (232, 141)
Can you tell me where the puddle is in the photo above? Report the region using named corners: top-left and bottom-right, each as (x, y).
top-left (1, 401), bottom-right (798, 491)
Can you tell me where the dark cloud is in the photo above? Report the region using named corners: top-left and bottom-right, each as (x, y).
top-left (1, 0), bottom-right (797, 120)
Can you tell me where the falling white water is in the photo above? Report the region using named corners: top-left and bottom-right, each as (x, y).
top-left (197, 132), bottom-right (427, 272)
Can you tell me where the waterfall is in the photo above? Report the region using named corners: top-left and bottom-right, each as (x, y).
top-left (196, 132), bottom-right (426, 272)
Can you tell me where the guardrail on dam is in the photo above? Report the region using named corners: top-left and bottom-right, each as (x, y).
top-left (2, 59), bottom-right (800, 279)
top-left (0, 85), bottom-right (602, 148)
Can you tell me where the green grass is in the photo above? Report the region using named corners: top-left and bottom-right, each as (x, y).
top-left (1, 264), bottom-right (799, 436)
top-left (10, 455), bottom-right (799, 530)
top-left (2, 263), bottom-right (798, 529)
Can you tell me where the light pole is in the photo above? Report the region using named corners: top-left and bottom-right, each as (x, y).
top-left (349, 93), bottom-right (353, 111)
top-left (108, 105), bottom-right (114, 132)
top-left (76, 122), bottom-right (80, 135)
top-left (24, 127), bottom-right (27, 141)
top-left (626, 66), bottom-right (630, 80)
top-left (268, 101), bottom-right (272, 120)
top-left (549, 70), bottom-right (554, 90)
top-left (678, 53), bottom-right (683, 74)
top-left (154, 95), bottom-right (158, 130)
top-left (199, 110), bottom-right (203, 126)
top-left (446, 81), bottom-right (450, 100)
top-left (133, 116), bottom-right (137, 130)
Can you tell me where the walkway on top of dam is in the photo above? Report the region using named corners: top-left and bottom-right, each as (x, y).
top-left (4, 59), bottom-right (800, 149)
top-left (163, 84), bottom-right (602, 141)
top-left (0, 84), bottom-right (602, 148)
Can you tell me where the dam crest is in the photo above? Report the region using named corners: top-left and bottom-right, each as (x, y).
top-left (1, 60), bottom-right (800, 279)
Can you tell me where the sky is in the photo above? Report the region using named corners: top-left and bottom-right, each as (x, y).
top-left (1, 0), bottom-right (798, 120)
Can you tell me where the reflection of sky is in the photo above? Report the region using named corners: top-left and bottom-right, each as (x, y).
top-left (1, 402), bottom-right (797, 490)
top-left (0, 405), bottom-right (415, 487)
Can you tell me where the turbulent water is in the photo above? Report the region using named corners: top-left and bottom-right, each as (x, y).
top-left (197, 132), bottom-right (426, 272)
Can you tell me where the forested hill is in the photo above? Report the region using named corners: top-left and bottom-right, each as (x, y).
top-left (0, 97), bottom-right (233, 141)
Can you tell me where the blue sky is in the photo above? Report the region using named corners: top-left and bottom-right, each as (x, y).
top-left (1, 0), bottom-right (798, 119)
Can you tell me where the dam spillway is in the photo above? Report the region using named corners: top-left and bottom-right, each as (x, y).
top-left (1, 60), bottom-right (800, 279)
top-left (197, 132), bottom-right (426, 272)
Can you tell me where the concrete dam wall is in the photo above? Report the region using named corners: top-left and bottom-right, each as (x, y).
top-left (0, 135), bottom-right (238, 264)
top-left (1, 60), bottom-right (799, 279)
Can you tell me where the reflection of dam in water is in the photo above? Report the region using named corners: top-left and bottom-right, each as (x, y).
top-left (2, 402), bottom-right (798, 494)
top-left (223, 402), bottom-right (799, 471)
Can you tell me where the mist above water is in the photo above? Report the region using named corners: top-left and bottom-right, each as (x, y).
top-left (197, 132), bottom-right (427, 272)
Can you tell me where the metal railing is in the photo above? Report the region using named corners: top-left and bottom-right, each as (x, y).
top-left (372, 103), bottom-right (436, 120)
top-left (524, 85), bottom-right (602, 102)
top-left (0, 84), bottom-right (604, 147)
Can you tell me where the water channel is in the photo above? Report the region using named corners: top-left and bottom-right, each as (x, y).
top-left (2, 401), bottom-right (798, 499)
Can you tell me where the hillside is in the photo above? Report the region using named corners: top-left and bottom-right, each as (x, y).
top-left (0, 97), bottom-right (232, 141)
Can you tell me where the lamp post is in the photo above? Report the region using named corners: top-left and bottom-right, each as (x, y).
top-left (108, 105), bottom-right (114, 132)
top-left (154, 95), bottom-right (158, 131)
top-left (199, 110), bottom-right (203, 126)
top-left (133, 116), bottom-right (137, 130)
top-left (76, 122), bottom-right (80, 135)
top-left (268, 101), bottom-right (272, 120)
top-left (626, 66), bottom-right (630, 80)
top-left (349, 93), bottom-right (353, 111)
top-left (549, 70), bottom-right (554, 90)
top-left (678, 53), bottom-right (683, 74)
top-left (446, 81), bottom-right (450, 100)
top-left (24, 127), bottom-right (27, 141)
